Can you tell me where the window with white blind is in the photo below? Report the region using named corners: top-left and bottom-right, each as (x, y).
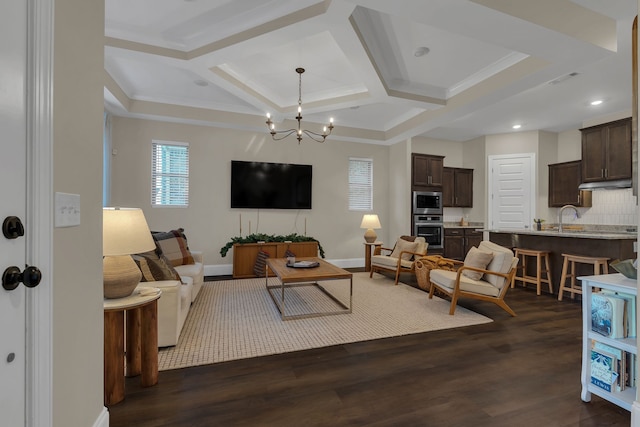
top-left (348, 157), bottom-right (373, 211)
top-left (151, 141), bottom-right (189, 207)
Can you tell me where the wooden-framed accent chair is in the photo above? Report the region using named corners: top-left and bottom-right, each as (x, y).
top-left (428, 241), bottom-right (519, 316)
top-left (370, 236), bottom-right (428, 285)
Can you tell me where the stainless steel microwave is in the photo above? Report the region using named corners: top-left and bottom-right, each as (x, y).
top-left (412, 191), bottom-right (443, 215)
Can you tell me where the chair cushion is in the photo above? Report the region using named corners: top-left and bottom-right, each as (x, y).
top-left (132, 250), bottom-right (181, 282)
top-left (430, 269), bottom-right (501, 297)
top-left (253, 250), bottom-right (270, 277)
top-left (461, 246), bottom-right (494, 280)
top-left (371, 255), bottom-right (413, 269)
top-left (153, 228), bottom-right (195, 267)
top-left (390, 238), bottom-right (419, 261)
top-left (478, 241), bottom-right (514, 289)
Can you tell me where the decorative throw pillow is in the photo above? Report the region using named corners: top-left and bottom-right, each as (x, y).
top-left (152, 228), bottom-right (195, 267)
top-left (390, 238), bottom-right (419, 261)
top-left (462, 246), bottom-right (494, 280)
top-left (285, 249), bottom-right (296, 258)
top-left (132, 249), bottom-right (181, 282)
top-left (253, 250), bottom-right (270, 277)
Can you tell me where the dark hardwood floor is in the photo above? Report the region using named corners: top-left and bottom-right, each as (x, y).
top-left (109, 273), bottom-right (631, 426)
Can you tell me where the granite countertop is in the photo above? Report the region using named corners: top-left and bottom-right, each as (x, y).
top-left (484, 228), bottom-right (637, 240)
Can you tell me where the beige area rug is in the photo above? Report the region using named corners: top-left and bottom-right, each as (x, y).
top-left (158, 272), bottom-right (492, 371)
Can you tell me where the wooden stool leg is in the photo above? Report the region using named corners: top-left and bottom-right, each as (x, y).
top-left (558, 256), bottom-right (569, 301)
top-left (570, 261), bottom-right (577, 299)
top-left (545, 254), bottom-right (553, 294)
top-left (536, 254), bottom-right (542, 296)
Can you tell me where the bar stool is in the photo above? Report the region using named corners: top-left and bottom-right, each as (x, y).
top-left (557, 254), bottom-right (609, 301)
top-left (511, 248), bottom-right (553, 295)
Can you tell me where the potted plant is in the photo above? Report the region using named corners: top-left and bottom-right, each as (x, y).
top-left (533, 219), bottom-right (545, 231)
top-left (220, 233), bottom-right (325, 258)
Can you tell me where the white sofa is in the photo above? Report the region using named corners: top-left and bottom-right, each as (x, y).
top-left (137, 250), bottom-right (204, 347)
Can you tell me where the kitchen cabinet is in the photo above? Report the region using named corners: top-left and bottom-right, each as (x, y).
top-left (548, 160), bottom-right (592, 207)
top-left (444, 228), bottom-right (483, 260)
top-left (443, 167), bottom-right (473, 207)
top-left (581, 118), bottom-right (632, 183)
top-left (412, 153), bottom-right (444, 189)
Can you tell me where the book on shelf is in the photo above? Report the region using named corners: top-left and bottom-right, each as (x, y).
top-left (592, 340), bottom-right (625, 392)
top-left (599, 289), bottom-right (636, 338)
top-left (590, 346), bottom-right (619, 393)
top-left (591, 292), bottom-right (627, 339)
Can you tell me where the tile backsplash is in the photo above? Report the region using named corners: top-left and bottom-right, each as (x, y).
top-left (444, 188), bottom-right (638, 227)
top-left (574, 188), bottom-right (638, 226)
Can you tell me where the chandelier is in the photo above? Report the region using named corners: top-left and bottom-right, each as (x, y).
top-left (265, 67), bottom-right (334, 144)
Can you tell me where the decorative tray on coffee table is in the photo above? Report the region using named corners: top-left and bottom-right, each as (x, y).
top-left (287, 260), bottom-right (320, 268)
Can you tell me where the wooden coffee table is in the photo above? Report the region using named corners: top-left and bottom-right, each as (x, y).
top-left (265, 257), bottom-right (353, 320)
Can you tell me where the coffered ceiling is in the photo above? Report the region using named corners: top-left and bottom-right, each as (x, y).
top-left (104, 0), bottom-right (638, 144)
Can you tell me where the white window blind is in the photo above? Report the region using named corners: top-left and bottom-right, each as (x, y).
top-left (151, 141), bottom-right (189, 207)
top-left (348, 157), bottom-right (373, 211)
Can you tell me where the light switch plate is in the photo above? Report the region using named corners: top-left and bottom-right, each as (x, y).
top-left (55, 192), bottom-right (81, 227)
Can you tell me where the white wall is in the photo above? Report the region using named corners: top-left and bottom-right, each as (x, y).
top-left (53, 0), bottom-right (105, 425)
top-left (110, 117), bottom-right (391, 270)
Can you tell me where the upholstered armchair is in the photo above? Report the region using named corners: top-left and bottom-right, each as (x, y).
top-left (370, 236), bottom-right (428, 285)
top-left (428, 241), bottom-right (519, 316)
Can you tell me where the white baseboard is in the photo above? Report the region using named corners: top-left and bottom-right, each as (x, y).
top-left (93, 407), bottom-right (109, 427)
top-left (204, 258), bottom-right (365, 277)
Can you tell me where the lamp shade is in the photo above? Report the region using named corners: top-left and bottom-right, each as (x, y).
top-left (103, 207), bottom-right (155, 256)
top-left (360, 214), bottom-right (381, 230)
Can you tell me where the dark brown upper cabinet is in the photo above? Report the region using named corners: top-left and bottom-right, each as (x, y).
top-left (412, 153), bottom-right (444, 190)
top-left (581, 118), bottom-right (632, 183)
top-left (443, 167), bottom-right (473, 207)
top-left (548, 160), bottom-right (592, 207)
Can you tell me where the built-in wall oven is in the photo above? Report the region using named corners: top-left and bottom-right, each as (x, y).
top-left (412, 191), bottom-right (443, 248)
top-left (413, 214), bottom-right (444, 249)
top-left (412, 191), bottom-right (443, 215)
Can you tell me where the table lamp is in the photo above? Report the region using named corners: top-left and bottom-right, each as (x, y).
top-left (103, 207), bottom-right (156, 299)
top-left (360, 214), bottom-right (381, 243)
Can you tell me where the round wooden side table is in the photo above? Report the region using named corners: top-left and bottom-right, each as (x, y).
top-left (103, 287), bottom-right (161, 406)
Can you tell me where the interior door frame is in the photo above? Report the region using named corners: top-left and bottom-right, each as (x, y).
top-left (26, 0), bottom-right (54, 424)
top-left (487, 153), bottom-right (536, 230)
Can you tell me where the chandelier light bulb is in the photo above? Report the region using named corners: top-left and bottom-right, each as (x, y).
top-left (266, 112), bottom-right (271, 119)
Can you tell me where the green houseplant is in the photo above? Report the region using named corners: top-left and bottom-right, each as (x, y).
top-left (220, 233), bottom-right (325, 258)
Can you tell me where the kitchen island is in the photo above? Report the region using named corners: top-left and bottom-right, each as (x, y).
top-left (486, 229), bottom-right (636, 296)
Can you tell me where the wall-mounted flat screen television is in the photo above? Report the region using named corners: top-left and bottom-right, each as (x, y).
top-left (230, 160), bottom-right (312, 209)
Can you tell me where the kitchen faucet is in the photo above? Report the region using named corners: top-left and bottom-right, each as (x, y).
top-left (557, 205), bottom-right (581, 233)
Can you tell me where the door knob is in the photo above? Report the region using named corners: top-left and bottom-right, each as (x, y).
top-left (2, 265), bottom-right (42, 290)
top-left (2, 216), bottom-right (25, 239)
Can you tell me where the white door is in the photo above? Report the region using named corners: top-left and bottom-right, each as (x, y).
top-left (488, 153), bottom-right (536, 229)
top-left (0, 1), bottom-right (28, 424)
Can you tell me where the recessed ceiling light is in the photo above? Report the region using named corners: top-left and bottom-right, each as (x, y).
top-left (194, 79), bottom-right (209, 87)
top-left (414, 46), bottom-right (430, 57)
top-left (512, 124), bottom-right (522, 130)
top-left (590, 100), bottom-right (603, 106)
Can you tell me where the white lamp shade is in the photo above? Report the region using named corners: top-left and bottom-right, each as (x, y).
top-left (103, 207), bottom-right (156, 256)
top-left (360, 214), bottom-right (381, 230)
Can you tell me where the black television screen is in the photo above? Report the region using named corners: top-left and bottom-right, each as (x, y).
top-left (230, 160), bottom-right (312, 209)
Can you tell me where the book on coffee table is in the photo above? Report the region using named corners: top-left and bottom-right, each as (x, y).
top-left (287, 260), bottom-right (320, 268)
